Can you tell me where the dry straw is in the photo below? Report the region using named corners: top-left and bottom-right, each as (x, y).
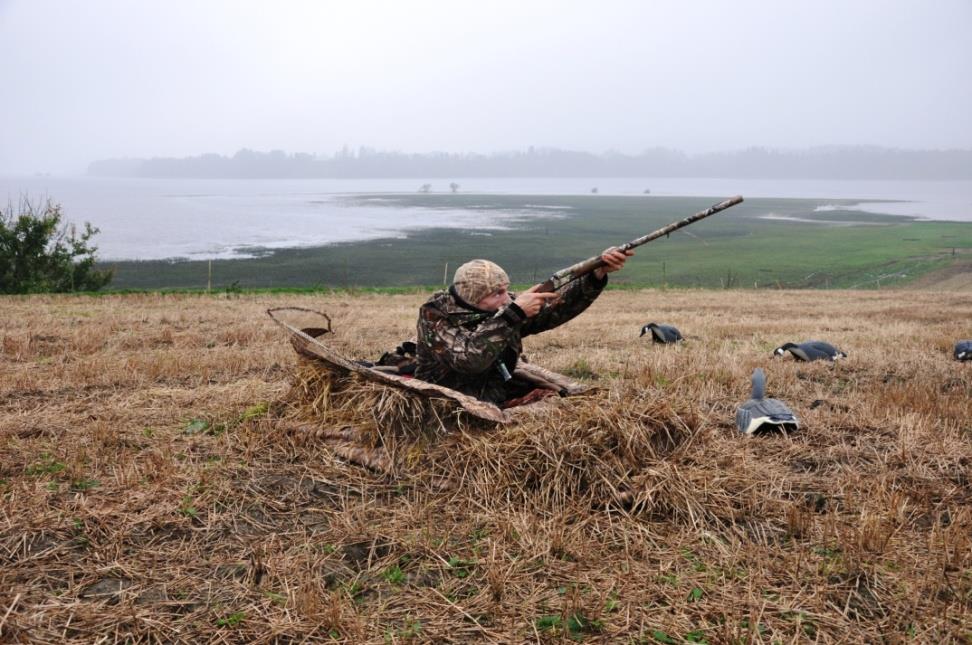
top-left (1, 289), bottom-right (970, 642)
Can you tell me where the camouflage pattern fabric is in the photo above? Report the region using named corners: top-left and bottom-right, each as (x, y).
top-left (415, 273), bottom-right (607, 403)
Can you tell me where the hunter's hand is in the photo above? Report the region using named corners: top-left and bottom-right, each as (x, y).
top-left (594, 247), bottom-right (634, 280)
top-left (513, 284), bottom-right (561, 317)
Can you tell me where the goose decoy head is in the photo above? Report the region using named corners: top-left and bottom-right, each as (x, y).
top-left (773, 343), bottom-right (796, 357)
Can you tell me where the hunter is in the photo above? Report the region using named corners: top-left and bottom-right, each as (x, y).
top-left (414, 248), bottom-right (632, 404)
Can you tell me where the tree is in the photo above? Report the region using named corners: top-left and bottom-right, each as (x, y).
top-left (449, 182), bottom-right (460, 193)
top-left (0, 198), bottom-right (113, 294)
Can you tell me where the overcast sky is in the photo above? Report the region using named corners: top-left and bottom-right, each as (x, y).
top-left (1, 0), bottom-right (970, 174)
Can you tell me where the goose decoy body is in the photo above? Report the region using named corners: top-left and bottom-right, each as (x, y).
top-left (955, 340), bottom-right (972, 361)
top-left (640, 322), bottom-right (683, 344)
top-left (735, 368), bottom-right (799, 436)
top-left (774, 340), bottom-right (846, 362)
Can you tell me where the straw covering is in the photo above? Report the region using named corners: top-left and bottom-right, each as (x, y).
top-left (270, 307), bottom-right (620, 480)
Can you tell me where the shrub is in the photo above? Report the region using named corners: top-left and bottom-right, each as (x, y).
top-left (0, 198), bottom-right (112, 293)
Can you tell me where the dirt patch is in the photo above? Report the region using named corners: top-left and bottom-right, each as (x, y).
top-left (902, 259), bottom-right (972, 290)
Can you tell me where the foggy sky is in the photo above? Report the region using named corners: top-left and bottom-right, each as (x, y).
top-left (1, 0), bottom-right (970, 175)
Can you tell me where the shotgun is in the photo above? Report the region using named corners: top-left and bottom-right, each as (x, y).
top-left (536, 195), bottom-right (744, 292)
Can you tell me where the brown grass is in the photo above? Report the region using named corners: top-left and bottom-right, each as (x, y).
top-left (1, 289), bottom-right (970, 643)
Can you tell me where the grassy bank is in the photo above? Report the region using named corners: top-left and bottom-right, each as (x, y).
top-left (99, 194), bottom-right (972, 290)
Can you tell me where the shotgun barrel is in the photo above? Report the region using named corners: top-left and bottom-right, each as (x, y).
top-left (537, 195), bottom-right (743, 292)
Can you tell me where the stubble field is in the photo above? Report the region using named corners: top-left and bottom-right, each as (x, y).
top-left (1, 288), bottom-right (970, 643)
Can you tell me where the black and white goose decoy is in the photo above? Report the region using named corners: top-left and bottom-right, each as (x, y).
top-left (640, 322), bottom-right (683, 344)
top-left (774, 340), bottom-right (846, 362)
top-left (736, 368), bottom-right (799, 436)
top-left (955, 340), bottom-right (972, 361)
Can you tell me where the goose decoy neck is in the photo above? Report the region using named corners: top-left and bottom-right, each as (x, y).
top-left (774, 343), bottom-right (796, 355)
top-left (750, 368), bottom-right (766, 400)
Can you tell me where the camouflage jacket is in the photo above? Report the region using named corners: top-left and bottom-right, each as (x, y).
top-left (415, 273), bottom-right (607, 403)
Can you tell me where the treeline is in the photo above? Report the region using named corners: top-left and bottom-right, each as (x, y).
top-left (88, 145), bottom-right (972, 180)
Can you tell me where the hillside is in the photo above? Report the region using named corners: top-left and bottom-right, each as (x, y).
top-left (1, 289), bottom-right (970, 642)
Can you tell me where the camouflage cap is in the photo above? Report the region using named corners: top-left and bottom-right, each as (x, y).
top-left (453, 259), bottom-right (509, 305)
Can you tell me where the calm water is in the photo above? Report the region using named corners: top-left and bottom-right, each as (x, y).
top-left (2, 176), bottom-right (970, 260)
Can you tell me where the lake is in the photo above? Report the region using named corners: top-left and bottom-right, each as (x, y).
top-left (2, 176), bottom-right (970, 260)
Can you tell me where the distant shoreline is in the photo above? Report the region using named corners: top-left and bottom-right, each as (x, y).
top-left (85, 145), bottom-right (972, 181)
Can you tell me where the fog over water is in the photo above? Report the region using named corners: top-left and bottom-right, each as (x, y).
top-left (1, 1), bottom-right (971, 174)
top-left (2, 1), bottom-right (970, 260)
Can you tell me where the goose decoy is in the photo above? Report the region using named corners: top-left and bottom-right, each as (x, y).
top-left (774, 340), bottom-right (846, 362)
top-left (736, 368), bottom-right (799, 436)
top-left (640, 322), bottom-right (683, 344)
top-left (955, 340), bottom-right (972, 361)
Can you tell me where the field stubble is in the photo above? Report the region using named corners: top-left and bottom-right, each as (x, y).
top-left (0, 289), bottom-right (970, 643)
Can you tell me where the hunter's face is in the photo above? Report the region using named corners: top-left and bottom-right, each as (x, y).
top-left (476, 284), bottom-right (511, 312)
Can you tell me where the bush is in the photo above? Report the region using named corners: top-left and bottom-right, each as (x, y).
top-left (0, 198), bottom-right (112, 294)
